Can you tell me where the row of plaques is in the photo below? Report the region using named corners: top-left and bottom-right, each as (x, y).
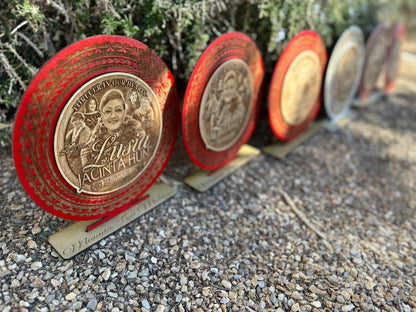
top-left (12, 23), bottom-right (405, 258)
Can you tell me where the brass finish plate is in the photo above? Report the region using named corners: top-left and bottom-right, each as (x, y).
top-left (281, 50), bottom-right (322, 126)
top-left (54, 72), bottom-right (162, 194)
top-left (48, 183), bottom-right (177, 259)
top-left (184, 144), bottom-right (260, 192)
top-left (199, 59), bottom-right (254, 152)
top-left (263, 121), bottom-right (328, 159)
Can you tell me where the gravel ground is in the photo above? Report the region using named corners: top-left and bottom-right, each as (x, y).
top-left (1, 49), bottom-right (415, 312)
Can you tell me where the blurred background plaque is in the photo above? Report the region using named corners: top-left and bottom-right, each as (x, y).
top-left (265, 30), bottom-right (328, 158)
top-left (385, 23), bottom-right (406, 94)
top-left (182, 32), bottom-right (264, 190)
top-left (358, 23), bottom-right (389, 100)
top-left (268, 30), bottom-right (328, 142)
top-left (13, 35), bottom-right (179, 256)
top-left (324, 25), bottom-right (365, 121)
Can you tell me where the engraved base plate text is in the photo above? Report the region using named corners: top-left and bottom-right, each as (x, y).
top-left (48, 183), bottom-right (177, 259)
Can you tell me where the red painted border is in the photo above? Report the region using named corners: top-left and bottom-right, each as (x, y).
top-left (182, 32), bottom-right (264, 171)
top-left (268, 30), bottom-right (328, 141)
top-left (13, 35), bottom-right (179, 220)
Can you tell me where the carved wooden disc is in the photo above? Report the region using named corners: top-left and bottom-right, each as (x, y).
top-left (324, 25), bottom-right (365, 119)
top-left (358, 23), bottom-right (389, 100)
top-left (268, 30), bottom-right (327, 141)
top-left (385, 24), bottom-right (406, 93)
top-left (182, 32), bottom-right (264, 170)
top-left (13, 35), bottom-right (179, 221)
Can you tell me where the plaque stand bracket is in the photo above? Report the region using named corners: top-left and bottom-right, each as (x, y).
top-left (263, 120), bottom-right (328, 159)
top-left (48, 183), bottom-right (177, 259)
top-left (184, 144), bottom-right (260, 192)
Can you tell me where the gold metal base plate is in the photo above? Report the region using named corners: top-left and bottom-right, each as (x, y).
top-left (184, 144), bottom-right (260, 192)
top-left (263, 121), bottom-right (328, 159)
top-left (48, 183), bottom-right (177, 259)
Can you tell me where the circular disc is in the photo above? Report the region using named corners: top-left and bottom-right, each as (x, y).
top-left (324, 25), bottom-right (365, 120)
top-left (358, 23), bottom-right (389, 100)
top-left (13, 35), bottom-right (179, 221)
top-left (385, 23), bottom-right (406, 93)
top-left (268, 30), bottom-right (328, 141)
top-left (182, 32), bottom-right (264, 170)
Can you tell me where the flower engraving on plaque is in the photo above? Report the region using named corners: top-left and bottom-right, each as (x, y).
top-left (54, 72), bottom-right (162, 194)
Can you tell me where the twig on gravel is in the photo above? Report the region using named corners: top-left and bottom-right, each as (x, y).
top-left (397, 295), bottom-right (404, 312)
top-left (279, 188), bottom-right (327, 240)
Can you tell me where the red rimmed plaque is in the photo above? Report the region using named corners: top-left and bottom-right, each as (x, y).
top-left (268, 30), bottom-right (328, 141)
top-left (358, 23), bottom-right (389, 100)
top-left (324, 25), bottom-right (365, 120)
top-left (182, 32), bottom-right (264, 171)
top-left (385, 23), bottom-right (406, 93)
top-left (13, 35), bottom-right (179, 229)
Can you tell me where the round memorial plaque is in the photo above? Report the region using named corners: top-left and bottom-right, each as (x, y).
top-left (324, 25), bottom-right (365, 119)
top-left (385, 23), bottom-right (406, 93)
top-left (182, 32), bottom-right (264, 170)
top-left (13, 35), bottom-right (179, 220)
top-left (358, 23), bottom-right (389, 100)
top-left (268, 30), bottom-right (327, 141)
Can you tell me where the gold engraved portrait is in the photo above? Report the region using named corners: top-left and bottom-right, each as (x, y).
top-left (54, 72), bottom-right (162, 194)
top-left (199, 59), bottom-right (253, 152)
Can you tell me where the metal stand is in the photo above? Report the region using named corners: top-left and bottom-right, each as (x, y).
top-left (184, 144), bottom-right (260, 192)
top-left (48, 183), bottom-right (177, 259)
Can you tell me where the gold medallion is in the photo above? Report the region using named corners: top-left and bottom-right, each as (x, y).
top-left (54, 72), bottom-right (162, 195)
top-left (199, 59), bottom-right (254, 152)
top-left (280, 50), bottom-right (322, 126)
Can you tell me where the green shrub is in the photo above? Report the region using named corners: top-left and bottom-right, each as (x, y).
top-left (0, 0), bottom-right (384, 145)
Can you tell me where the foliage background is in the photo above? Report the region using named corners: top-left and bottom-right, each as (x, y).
top-left (0, 0), bottom-right (411, 144)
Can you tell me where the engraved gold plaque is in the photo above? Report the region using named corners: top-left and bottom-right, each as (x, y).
top-left (54, 72), bottom-right (162, 195)
top-left (268, 30), bottom-right (327, 141)
top-left (280, 50), bottom-right (322, 126)
top-left (362, 36), bottom-right (388, 90)
top-left (13, 35), bottom-right (179, 221)
top-left (335, 47), bottom-right (360, 104)
top-left (358, 23), bottom-right (389, 99)
top-left (324, 25), bottom-right (365, 119)
top-left (385, 23), bottom-right (406, 93)
top-left (199, 59), bottom-right (253, 152)
top-left (386, 39), bottom-right (401, 82)
top-left (182, 32), bottom-right (264, 170)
